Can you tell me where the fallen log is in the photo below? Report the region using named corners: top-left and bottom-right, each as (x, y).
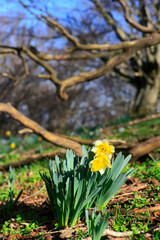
top-left (18, 129), bottom-right (126, 146)
top-left (111, 135), bottom-right (160, 161)
top-left (1, 103), bottom-right (160, 163)
top-left (0, 102), bottom-right (82, 156)
top-left (57, 134), bottom-right (126, 146)
top-left (129, 136), bottom-right (160, 161)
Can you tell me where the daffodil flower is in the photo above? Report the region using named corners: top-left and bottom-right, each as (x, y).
top-left (6, 131), bottom-right (11, 137)
top-left (91, 152), bottom-right (111, 174)
top-left (92, 139), bottom-right (115, 159)
top-left (10, 143), bottom-right (16, 149)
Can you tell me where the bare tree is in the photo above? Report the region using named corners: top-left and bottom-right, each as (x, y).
top-left (1, 0), bottom-right (160, 154)
top-left (90, 0), bottom-right (160, 116)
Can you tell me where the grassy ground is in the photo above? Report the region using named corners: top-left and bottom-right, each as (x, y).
top-left (0, 119), bottom-right (160, 239)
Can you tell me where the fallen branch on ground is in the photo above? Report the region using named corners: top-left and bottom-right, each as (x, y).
top-left (109, 183), bottom-right (148, 205)
top-left (111, 135), bottom-right (160, 161)
top-left (134, 205), bottom-right (160, 214)
top-left (0, 102), bottom-right (82, 156)
top-left (20, 185), bottom-right (45, 202)
top-left (129, 136), bottom-right (160, 161)
top-left (1, 103), bottom-right (160, 163)
top-left (19, 128), bottom-right (126, 146)
top-left (57, 134), bottom-right (126, 146)
top-left (102, 228), bottom-right (141, 237)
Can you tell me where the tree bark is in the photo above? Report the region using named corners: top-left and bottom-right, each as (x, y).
top-left (132, 74), bottom-right (160, 117)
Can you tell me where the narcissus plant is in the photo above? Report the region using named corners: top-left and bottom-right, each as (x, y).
top-left (40, 140), bottom-right (134, 230)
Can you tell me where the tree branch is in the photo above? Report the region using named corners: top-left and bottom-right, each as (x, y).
top-left (22, 46), bottom-right (60, 85)
top-left (33, 16), bottom-right (160, 52)
top-left (130, 136), bottom-right (160, 161)
top-left (0, 73), bottom-right (17, 81)
top-left (14, 53), bottom-right (29, 84)
top-left (37, 51), bottom-right (122, 61)
top-left (57, 33), bottom-right (160, 100)
top-left (56, 134), bottom-right (126, 146)
top-left (117, 0), bottom-right (156, 33)
top-left (114, 67), bottom-right (133, 83)
top-left (0, 103), bottom-right (82, 156)
top-left (41, 15), bottom-right (81, 47)
top-left (0, 47), bottom-right (29, 83)
top-left (1, 32), bottom-right (160, 100)
top-left (90, 0), bottom-right (129, 41)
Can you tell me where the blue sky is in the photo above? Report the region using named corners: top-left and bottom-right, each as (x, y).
top-left (1, 0), bottom-right (126, 28)
top-left (0, 0), bottom-right (84, 18)
top-left (0, 0), bottom-right (128, 47)
top-left (0, 0), bottom-right (87, 49)
top-left (1, 0), bottom-right (22, 15)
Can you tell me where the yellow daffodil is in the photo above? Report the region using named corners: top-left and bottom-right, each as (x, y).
top-left (92, 139), bottom-right (115, 159)
top-left (6, 131), bottom-right (11, 137)
top-left (91, 152), bottom-right (111, 174)
top-left (10, 143), bottom-right (16, 149)
top-left (38, 136), bottom-right (42, 141)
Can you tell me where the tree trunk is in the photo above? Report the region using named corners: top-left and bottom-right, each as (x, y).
top-left (131, 74), bottom-right (160, 117)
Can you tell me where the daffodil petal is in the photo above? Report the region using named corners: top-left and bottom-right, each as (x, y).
top-left (99, 169), bottom-right (105, 175)
top-left (94, 140), bottom-right (103, 147)
top-left (103, 139), bottom-right (109, 145)
top-left (90, 152), bottom-right (111, 172)
top-left (91, 146), bottom-right (97, 153)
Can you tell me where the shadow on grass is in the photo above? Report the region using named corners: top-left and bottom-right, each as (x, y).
top-left (0, 200), bottom-right (69, 239)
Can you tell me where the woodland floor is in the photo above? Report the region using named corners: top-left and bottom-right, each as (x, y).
top-left (0, 117), bottom-right (160, 240)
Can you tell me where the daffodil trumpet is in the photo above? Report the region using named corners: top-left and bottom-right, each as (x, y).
top-left (91, 139), bottom-right (115, 174)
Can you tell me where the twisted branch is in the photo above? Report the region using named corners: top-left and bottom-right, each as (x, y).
top-left (1, 31), bottom-right (160, 100)
top-left (117, 0), bottom-right (156, 33)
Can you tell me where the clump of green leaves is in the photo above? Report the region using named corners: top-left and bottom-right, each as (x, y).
top-left (96, 152), bottom-right (134, 208)
top-left (76, 229), bottom-right (88, 240)
top-left (40, 146), bottom-right (101, 227)
top-left (40, 146), bottom-right (134, 229)
top-left (1, 215), bottom-right (41, 238)
top-left (3, 167), bottom-right (23, 218)
top-left (85, 208), bottom-right (110, 240)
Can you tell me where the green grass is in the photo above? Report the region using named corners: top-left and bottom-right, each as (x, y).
top-left (124, 158), bottom-right (160, 182)
top-left (0, 154), bottom-right (159, 238)
top-left (0, 162), bottom-right (46, 202)
top-left (111, 206), bottom-right (150, 233)
top-left (111, 118), bottom-right (160, 141)
top-left (111, 208), bottom-right (159, 240)
top-left (1, 214), bottom-right (44, 239)
top-left (0, 121), bottom-right (160, 239)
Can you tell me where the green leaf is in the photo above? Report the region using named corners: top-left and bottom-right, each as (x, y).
top-left (13, 189), bottom-right (23, 206)
top-left (66, 149), bottom-right (74, 171)
top-left (98, 174), bottom-right (127, 207)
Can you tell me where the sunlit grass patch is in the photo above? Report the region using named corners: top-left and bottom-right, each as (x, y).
top-left (0, 214), bottom-right (44, 239)
top-left (111, 118), bottom-right (160, 141)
